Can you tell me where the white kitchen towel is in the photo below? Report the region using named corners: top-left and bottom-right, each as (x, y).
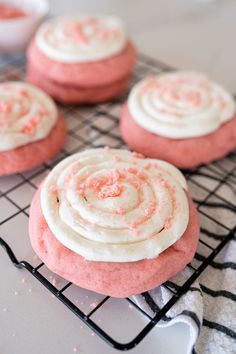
top-left (133, 226), bottom-right (236, 354)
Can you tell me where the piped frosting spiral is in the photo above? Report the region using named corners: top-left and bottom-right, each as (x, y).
top-left (41, 148), bottom-right (189, 262)
top-left (128, 71), bottom-right (235, 139)
top-left (36, 15), bottom-right (127, 63)
top-left (0, 82), bottom-right (57, 152)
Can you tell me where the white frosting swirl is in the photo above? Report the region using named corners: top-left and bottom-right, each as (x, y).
top-left (41, 149), bottom-right (189, 262)
top-left (36, 15), bottom-right (127, 63)
top-left (128, 71), bottom-right (236, 139)
top-left (0, 82), bottom-right (57, 152)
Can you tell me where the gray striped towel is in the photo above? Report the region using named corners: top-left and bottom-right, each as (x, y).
top-left (133, 165), bottom-right (236, 354)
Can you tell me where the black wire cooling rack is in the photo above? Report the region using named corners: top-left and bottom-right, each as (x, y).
top-left (0, 53), bottom-right (235, 351)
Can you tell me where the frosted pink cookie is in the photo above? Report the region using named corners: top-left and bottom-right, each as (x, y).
top-left (29, 149), bottom-right (199, 298)
top-left (121, 72), bottom-right (236, 168)
top-left (0, 4), bottom-right (27, 19)
top-left (0, 115), bottom-right (66, 175)
top-left (121, 105), bottom-right (236, 169)
top-left (27, 16), bottom-right (136, 104)
top-left (0, 82), bottom-right (66, 176)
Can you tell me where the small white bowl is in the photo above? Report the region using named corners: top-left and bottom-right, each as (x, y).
top-left (0, 0), bottom-right (49, 53)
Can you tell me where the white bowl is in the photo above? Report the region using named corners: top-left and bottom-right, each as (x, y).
top-left (0, 0), bottom-right (49, 53)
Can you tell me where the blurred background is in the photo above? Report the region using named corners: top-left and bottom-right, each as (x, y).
top-left (48, 0), bottom-right (236, 92)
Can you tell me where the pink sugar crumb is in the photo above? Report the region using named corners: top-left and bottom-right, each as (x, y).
top-left (132, 152), bottom-right (144, 159)
top-left (66, 23), bottom-right (89, 44)
top-left (84, 169), bottom-right (123, 199)
top-left (137, 171), bottom-right (147, 181)
top-left (116, 206), bottom-right (125, 215)
top-left (38, 107), bottom-right (49, 116)
top-left (98, 183), bottom-right (123, 199)
top-left (164, 215), bottom-right (173, 229)
top-left (220, 100), bottom-right (227, 109)
top-left (20, 116), bottom-right (41, 136)
top-left (49, 185), bottom-right (57, 194)
top-left (113, 154), bottom-right (121, 162)
top-left (129, 224), bottom-right (139, 236)
top-left (144, 162), bottom-right (152, 170)
top-left (127, 167), bottom-right (138, 174)
top-left (18, 89), bottom-right (29, 97)
top-left (0, 101), bottom-right (12, 114)
top-left (20, 106), bottom-right (29, 116)
top-left (103, 146), bottom-right (110, 153)
top-left (144, 202), bottom-right (156, 218)
top-left (160, 179), bottom-right (168, 188)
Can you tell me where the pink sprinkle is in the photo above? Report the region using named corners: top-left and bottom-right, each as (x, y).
top-left (164, 215), bottom-right (173, 229)
top-left (104, 146), bottom-right (110, 153)
top-left (137, 171), bottom-right (147, 181)
top-left (28, 288), bottom-right (32, 293)
top-left (0, 101), bottom-right (12, 114)
top-left (20, 116), bottom-right (41, 136)
top-left (38, 107), bottom-right (49, 116)
top-left (21, 277), bottom-right (25, 284)
top-left (49, 185), bottom-right (57, 194)
top-left (73, 347), bottom-right (78, 352)
top-left (144, 202), bottom-right (156, 218)
top-left (129, 224), bottom-right (139, 236)
top-left (160, 179), bottom-right (168, 188)
top-left (18, 89), bottom-right (28, 97)
top-left (91, 332), bottom-right (95, 337)
top-left (127, 167), bottom-right (138, 174)
top-left (144, 162), bottom-right (152, 170)
top-left (20, 106), bottom-right (28, 116)
top-left (14, 291), bottom-right (19, 296)
top-left (66, 22), bottom-right (88, 44)
top-left (113, 154), bottom-right (121, 162)
top-left (132, 152), bottom-right (144, 159)
top-left (220, 100), bottom-right (227, 109)
top-left (98, 183), bottom-right (123, 199)
top-left (116, 207), bottom-right (125, 215)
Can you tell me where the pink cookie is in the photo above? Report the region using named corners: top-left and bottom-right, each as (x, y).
top-left (27, 65), bottom-right (130, 104)
top-left (0, 115), bottom-right (66, 176)
top-left (121, 104), bottom-right (236, 169)
top-left (121, 72), bottom-right (236, 168)
top-left (26, 16), bottom-right (137, 104)
top-left (27, 40), bottom-right (136, 88)
top-left (0, 82), bottom-right (66, 176)
top-left (28, 148), bottom-right (199, 298)
top-left (29, 188), bottom-right (199, 298)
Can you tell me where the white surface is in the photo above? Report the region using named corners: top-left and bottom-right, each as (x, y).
top-left (0, 235), bottom-right (189, 354)
top-left (1, 1), bottom-right (235, 353)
